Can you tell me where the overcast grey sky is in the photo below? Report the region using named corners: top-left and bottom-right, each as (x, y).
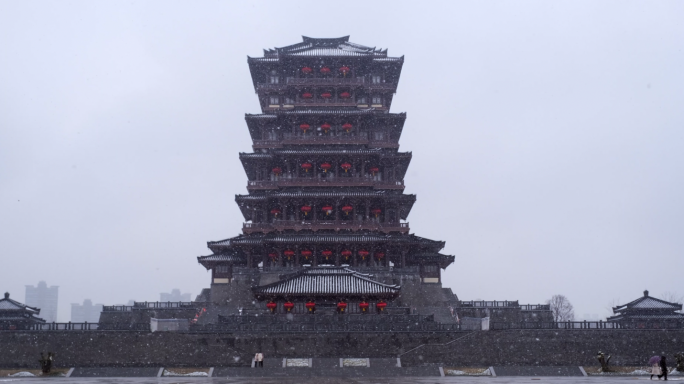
top-left (1, 1), bottom-right (683, 321)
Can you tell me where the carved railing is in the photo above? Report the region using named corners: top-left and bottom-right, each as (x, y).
top-left (459, 300), bottom-right (519, 308)
top-left (247, 178), bottom-right (404, 190)
top-left (0, 322), bottom-right (151, 331)
top-left (520, 304), bottom-right (551, 311)
top-left (243, 221), bottom-right (409, 234)
top-left (103, 302), bottom-right (207, 312)
top-left (490, 320), bottom-right (684, 330)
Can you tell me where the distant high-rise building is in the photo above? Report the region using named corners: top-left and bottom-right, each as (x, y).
top-left (160, 289), bottom-right (191, 302)
top-left (70, 299), bottom-right (103, 323)
top-left (25, 281), bottom-right (58, 322)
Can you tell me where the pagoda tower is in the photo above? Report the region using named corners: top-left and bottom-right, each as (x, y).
top-left (198, 36), bottom-right (456, 317)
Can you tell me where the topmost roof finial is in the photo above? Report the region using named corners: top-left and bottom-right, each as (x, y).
top-left (3, 292), bottom-right (8, 299)
top-left (644, 290), bottom-right (649, 297)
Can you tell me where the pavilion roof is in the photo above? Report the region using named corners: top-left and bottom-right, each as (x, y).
top-left (0, 293), bottom-right (40, 314)
top-left (197, 252), bottom-right (243, 269)
top-left (259, 36), bottom-right (391, 58)
top-left (613, 290), bottom-right (683, 314)
top-left (408, 252), bottom-right (456, 269)
top-left (252, 266), bottom-right (400, 298)
top-left (245, 109), bottom-right (405, 118)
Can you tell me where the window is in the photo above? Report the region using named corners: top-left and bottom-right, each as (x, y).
top-left (372, 95), bottom-right (382, 104)
top-left (284, 96), bottom-right (294, 104)
top-left (357, 96), bottom-right (367, 104)
top-left (270, 76), bottom-right (279, 84)
top-left (372, 75), bottom-right (382, 84)
top-left (269, 96), bottom-right (280, 105)
top-left (423, 265), bottom-right (438, 273)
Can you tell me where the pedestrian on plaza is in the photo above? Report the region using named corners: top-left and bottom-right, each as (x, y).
top-left (650, 355), bottom-right (661, 380)
top-left (658, 355), bottom-right (668, 380)
top-left (254, 352), bottom-right (264, 368)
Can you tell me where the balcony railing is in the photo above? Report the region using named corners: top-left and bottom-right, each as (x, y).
top-left (252, 137), bottom-right (399, 149)
top-left (243, 221), bottom-right (409, 234)
top-left (103, 302), bottom-right (206, 312)
top-left (459, 301), bottom-right (520, 308)
top-left (247, 178), bottom-right (404, 190)
top-left (257, 77), bottom-right (396, 90)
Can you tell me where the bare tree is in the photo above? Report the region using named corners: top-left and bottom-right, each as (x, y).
top-left (660, 291), bottom-right (684, 305)
top-left (547, 294), bottom-right (575, 322)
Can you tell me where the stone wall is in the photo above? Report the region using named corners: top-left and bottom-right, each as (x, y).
top-left (1, 329), bottom-right (681, 369)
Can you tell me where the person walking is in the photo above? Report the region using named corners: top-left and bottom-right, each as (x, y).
top-left (658, 355), bottom-right (668, 380)
top-left (254, 352), bottom-right (264, 368)
top-left (650, 355), bottom-right (661, 380)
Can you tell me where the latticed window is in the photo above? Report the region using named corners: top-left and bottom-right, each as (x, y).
top-left (372, 95), bottom-right (382, 104)
top-left (372, 75), bottom-right (382, 84)
top-left (357, 96), bottom-right (367, 104)
top-left (269, 96), bottom-right (280, 104)
top-left (284, 96), bottom-right (294, 104)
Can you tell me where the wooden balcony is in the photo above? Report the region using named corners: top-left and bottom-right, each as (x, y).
top-left (243, 221), bottom-right (409, 234)
top-left (256, 77), bottom-right (397, 90)
top-left (247, 178), bottom-right (404, 190)
top-left (252, 137), bottom-right (399, 149)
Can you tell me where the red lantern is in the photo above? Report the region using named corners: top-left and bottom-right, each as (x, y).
top-left (341, 205), bottom-right (353, 215)
top-left (375, 251), bottom-right (385, 259)
top-left (359, 301), bottom-right (369, 312)
top-left (369, 167), bottom-right (379, 175)
top-left (340, 92), bottom-right (351, 99)
top-left (266, 301), bottom-right (277, 311)
top-left (321, 92), bottom-right (332, 99)
top-left (300, 205), bottom-right (312, 215)
top-left (321, 250), bottom-right (333, 259)
top-left (340, 162), bottom-right (352, 172)
top-left (272, 167), bottom-right (282, 175)
top-left (305, 301), bottom-right (316, 311)
top-left (302, 92), bottom-right (313, 99)
top-left (376, 301), bottom-right (387, 311)
top-left (358, 249), bottom-right (369, 260)
top-left (284, 249), bottom-right (295, 259)
top-left (321, 205), bottom-right (333, 215)
top-left (339, 66), bottom-right (350, 75)
top-left (341, 249), bottom-right (352, 259)
top-left (371, 208), bottom-right (382, 218)
top-left (320, 122), bottom-right (331, 132)
top-left (269, 252), bottom-right (278, 260)
top-left (301, 249), bottom-right (312, 259)
top-left (342, 123), bottom-right (353, 132)
top-left (301, 162), bottom-right (312, 172)
top-left (320, 67), bottom-right (331, 74)
top-left (300, 123), bottom-right (310, 132)
top-left (270, 208), bottom-right (281, 217)
top-left (320, 162), bottom-right (332, 172)
top-left (301, 67), bottom-right (312, 74)
top-left (337, 301), bottom-right (348, 312)
top-left (284, 301), bottom-right (294, 311)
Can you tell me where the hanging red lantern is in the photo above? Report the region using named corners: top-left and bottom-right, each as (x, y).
top-left (268, 252), bottom-right (278, 260)
top-left (359, 301), bottom-right (369, 312)
top-left (301, 67), bottom-right (313, 74)
top-left (340, 162), bottom-right (352, 172)
top-left (272, 167), bottom-right (282, 175)
top-left (371, 208), bottom-right (382, 218)
top-left (341, 205), bottom-right (353, 215)
top-left (300, 123), bottom-right (310, 132)
top-left (320, 122), bottom-right (331, 132)
top-left (369, 167), bottom-right (379, 175)
top-left (301, 162), bottom-right (312, 172)
top-left (300, 205), bottom-right (312, 215)
top-left (321, 92), bottom-right (332, 99)
top-left (376, 301), bottom-right (387, 311)
top-left (340, 91), bottom-right (351, 99)
top-left (301, 249), bottom-right (312, 259)
top-left (342, 123), bottom-right (353, 132)
top-left (339, 66), bottom-right (350, 75)
top-left (341, 249), bottom-right (352, 259)
top-left (375, 251), bottom-right (385, 259)
top-left (321, 250), bottom-right (333, 259)
top-left (337, 301), bottom-right (348, 312)
top-left (284, 301), bottom-right (295, 311)
top-left (321, 205), bottom-right (333, 215)
top-left (266, 301), bottom-right (277, 311)
top-left (305, 301), bottom-right (316, 311)
top-left (284, 249), bottom-right (295, 259)
top-left (302, 92), bottom-right (313, 99)
top-left (270, 208), bottom-right (281, 217)
top-left (320, 67), bottom-right (331, 74)
top-left (320, 162), bottom-right (332, 172)
top-left (358, 249), bottom-right (369, 260)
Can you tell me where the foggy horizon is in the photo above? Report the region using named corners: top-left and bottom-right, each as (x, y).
top-left (1, 1), bottom-right (683, 322)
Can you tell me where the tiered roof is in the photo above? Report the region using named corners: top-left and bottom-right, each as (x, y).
top-left (256, 36), bottom-right (394, 59)
top-left (253, 266), bottom-right (400, 298)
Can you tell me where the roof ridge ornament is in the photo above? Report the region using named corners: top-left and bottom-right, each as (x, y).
top-left (3, 292), bottom-right (8, 299)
